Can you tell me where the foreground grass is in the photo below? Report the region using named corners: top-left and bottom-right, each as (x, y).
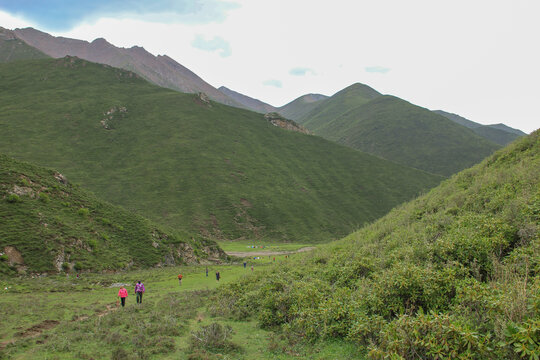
top-left (0, 261), bottom-right (362, 359)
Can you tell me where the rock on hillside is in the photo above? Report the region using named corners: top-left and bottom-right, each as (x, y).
top-left (264, 112), bottom-right (311, 134)
top-left (12, 27), bottom-right (239, 107)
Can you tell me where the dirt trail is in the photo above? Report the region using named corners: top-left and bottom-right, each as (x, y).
top-left (226, 246), bottom-right (316, 257)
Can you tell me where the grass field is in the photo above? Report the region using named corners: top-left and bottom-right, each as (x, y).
top-left (0, 260), bottom-right (362, 359)
top-left (217, 240), bottom-right (314, 254)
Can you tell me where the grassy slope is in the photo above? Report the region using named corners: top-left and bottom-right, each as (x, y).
top-left (0, 29), bottom-right (49, 63)
top-left (277, 94), bottom-right (328, 121)
top-left (298, 83), bottom-right (381, 128)
top-left (0, 154), bottom-right (223, 274)
top-left (216, 131), bottom-right (540, 358)
top-left (0, 57), bottom-right (442, 244)
top-left (300, 85), bottom-right (501, 176)
top-left (434, 110), bottom-right (524, 146)
top-left (323, 96), bottom-right (502, 176)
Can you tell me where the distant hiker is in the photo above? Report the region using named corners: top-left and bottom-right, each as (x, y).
top-left (135, 281), bottom-right (145, 304)
top-left (243, 262), bottom-right (247, 269)
top-left (273, 257), bottom-right (276, 262)
top-left (178, 274), bottom-right (183, 286)
top-left (251, 265), bottom-right (254, 272)
top-left (216, 271), bottom-right (221, 281)
top-left (118, 287), bottom-right (128, 307)
top-left (206, 267), bottom-right (209, 277)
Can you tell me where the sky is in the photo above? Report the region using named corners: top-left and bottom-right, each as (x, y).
top-left (0, 0), bottom-right (538, 133)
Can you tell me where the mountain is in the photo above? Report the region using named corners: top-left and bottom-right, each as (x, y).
top-left (0, 154), bottom-right (224, 275)
top-left (297, 83), bottom-right (382, 129)
top-left (216, 129), bottom-right (540, 358)
top-left (0, 57), bottom-right (443, 243)
top-left (218, 86), bottom-right (277, 113)
top-left (434, 110), bottom-right (526, 146)
top-left (486, 123), bottom-right (528, 136)
top-left (10, 27), bottom-right (239, 107)
top-left (297, 83), bottom-right (501, 176)
top-left (277, 93), bottom-right (329, 121)
top-left (0, 27), bottom-right (49, 62)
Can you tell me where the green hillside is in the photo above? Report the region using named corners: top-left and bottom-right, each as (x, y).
top-left (0, 27), bottom-right (48, 63)
top-left (298, 83), bottom-right (381, 128)
top-left (0, 154), bottom-right (223, 275)
top-left (277, 93), bottom-right (328, 121)
top-left (0, 57), bottom-right (442, 243)
top-left (299, 84), bottom-right (501, 176)
top-left (216, 130), bottom-right (540, 359)
top-left (434, 110), bottom-right (525, 146)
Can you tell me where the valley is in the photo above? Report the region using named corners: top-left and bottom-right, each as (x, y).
top-left (0, 23), bottom-right (537, 360)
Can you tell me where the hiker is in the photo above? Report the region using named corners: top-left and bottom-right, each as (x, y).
top-left (205, 267), bottom-right (209, 277)
top-left (135, 281), bottom-right (145, 304)
top-left (243, 261), bottom-right (247, 269)
top-left (118, 286), bottom-right (128, 307)
top-left (178, 273), bottom-right (183, 286)
top-left (216, 270), bottom-right (220, 281)
top-left (251, 265), bottom-right (254, 272)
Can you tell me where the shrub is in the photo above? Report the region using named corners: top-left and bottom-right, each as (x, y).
top-left (369, 311), bottom-right (496, 359)
top-left (77, 208), bottom-right (90, 217)
top-left (504, 319), bottom-right (540, 360)
top-left (38, 193), bottom-right (50, 203)
top-left (190, 322), bottom-right (239, 352)
top-left (111, 347), bottom-right (128, 360)
top-left (6, 194), bottom-right (21, 203)
top-left (61, 262), bottom-right (70, 271)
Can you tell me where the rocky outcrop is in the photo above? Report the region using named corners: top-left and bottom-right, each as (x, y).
top-left (264, 112), bottom-right (311, 134)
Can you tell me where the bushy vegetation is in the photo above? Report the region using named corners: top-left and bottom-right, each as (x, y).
top-left (0, 57), bottom-right (442, 243)
top-left (214, 131), bottom-right (540, 358)
top-left (297, 84), bottom-right (501, 176)
top-left (0, 154), bottom-right (223, 274)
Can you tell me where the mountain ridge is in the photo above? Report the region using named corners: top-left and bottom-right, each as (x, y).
top-left (11, 27), bottom-right (241, 107)
top-left (434, 110), bottom-right (526, 145)
top-left (295, 84), bottom-right (502, 176)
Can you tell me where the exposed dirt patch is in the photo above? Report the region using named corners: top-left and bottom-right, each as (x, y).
top-left (15, 320), bottom-right (59, 339)
top-left (240, 198), bottom-right (252, 208)
top-left (3, 246), bottom-right (24, 266)
top-left (226, 246), bottom-right (316, 257)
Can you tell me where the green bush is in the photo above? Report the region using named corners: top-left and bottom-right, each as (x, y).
top-left (38, 192), bottom-right (50, 203)
top-left (504, 319), bottom-right (540, 360)
top-left (190, 322), bottom-right (239, 352)
top-left (6, 194), bottom-right (21, 203)
top-left (369, 311), bottom-right (496, 360)
top-left (77, 208), bottom-right (90, 217)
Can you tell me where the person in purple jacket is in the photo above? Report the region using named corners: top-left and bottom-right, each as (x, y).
top-left (135, 281), bottom-right (145, 304)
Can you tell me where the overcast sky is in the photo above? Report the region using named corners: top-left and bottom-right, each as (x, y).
top-left (1, 0), bottom-right (538, 133)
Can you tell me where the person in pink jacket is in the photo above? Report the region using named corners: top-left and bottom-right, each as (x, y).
top-left (118, 287), bottom-right (128, 307)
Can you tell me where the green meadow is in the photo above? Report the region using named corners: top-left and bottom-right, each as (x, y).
top-left (0, 259), bottom-right (361, 359)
